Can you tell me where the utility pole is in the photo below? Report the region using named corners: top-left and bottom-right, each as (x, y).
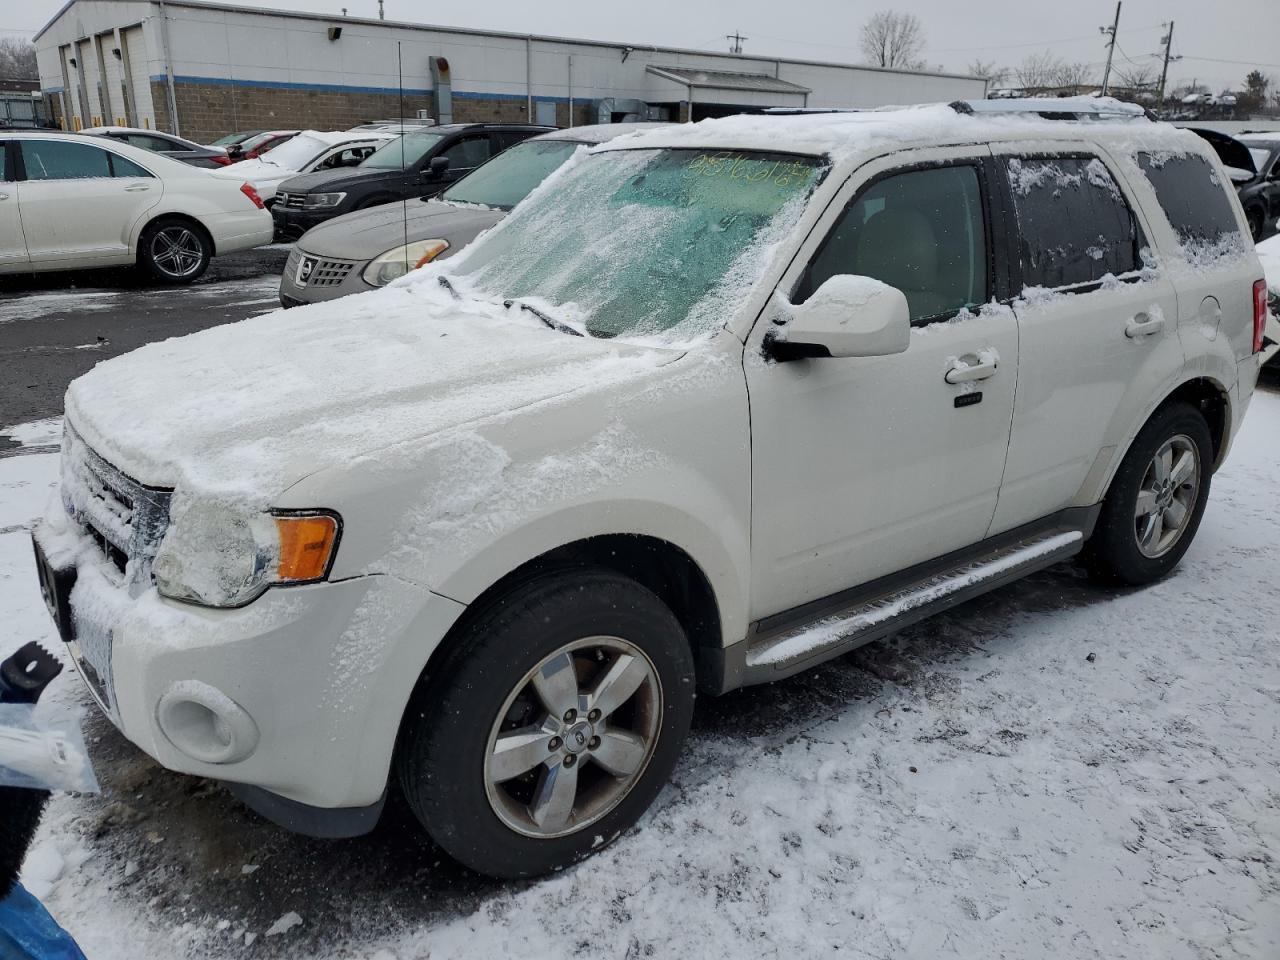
top-left (726, 31), bottom-right (747, 55)
top-left (1098, 1), bottom-right (1121, 95)
top-left (1156, 21), bottom-right (1180, 116)
top-left (377, 0), bottom-right (385, 20)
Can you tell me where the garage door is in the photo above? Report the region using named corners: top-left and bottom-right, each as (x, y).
top-left (99, 33), bottom-right (126, 126)
top-left (123, 26), bottom-right (155, 129)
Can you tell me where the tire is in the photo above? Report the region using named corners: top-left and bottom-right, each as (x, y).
top-left (137, 217), bottom-right (211, 284)
top-left (1083, 402), bottom-right (1213, 586)
top-left (396, 567), bottom-right (696, 878)
top-left (1246, 207), bottom-right (1264, 242)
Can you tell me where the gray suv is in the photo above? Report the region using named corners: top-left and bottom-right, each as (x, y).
top-left (279, 123), bottom-right (663, 307)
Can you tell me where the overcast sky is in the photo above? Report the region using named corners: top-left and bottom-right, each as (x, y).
top-left (5, 0), bottom-right (1276, 93)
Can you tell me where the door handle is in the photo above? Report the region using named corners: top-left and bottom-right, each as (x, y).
top-left (123, 182), bottom-right (152, 192)
top-left (1125, 312), bottom-right (1164, 338)
top-left (945, 352), bottom-right (998, 384)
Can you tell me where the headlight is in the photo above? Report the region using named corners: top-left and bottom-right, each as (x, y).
top-left (302, 192), bottom-right (346, 209)
top-left (362, 238), bottom-right (450, 287)
top-left (153, 502), bottom-right (340, 608)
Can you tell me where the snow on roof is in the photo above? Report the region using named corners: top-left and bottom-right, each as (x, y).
top-left (601, 100), bottom-right (1202, 164)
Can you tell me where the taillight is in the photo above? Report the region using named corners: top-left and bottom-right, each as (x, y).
top-left (240, 183), bottom-right (265, 210)
top-left (210, 155), bottom-right (233, 166)
top-left (1254, 279), bottom-right (1268, 355)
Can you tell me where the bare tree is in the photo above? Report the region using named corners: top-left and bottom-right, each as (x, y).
top-left (0, 37), bottom-right (37, 81)
top-left (1113, 62), bottom-right (1156, 93)
top-left (1051, 61), bottom-right (1093, 94)
top-left (967, 59), bottom-right (1009, 86)
top-left (1013, 50), bottom-right (1064, 92)
top-left (860, 12), bottom-right (926, 71)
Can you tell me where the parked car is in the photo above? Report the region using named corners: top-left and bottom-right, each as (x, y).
top-left (1256, 233), bottom-right (1280, 365)
top-left (280, 123), bottom-right (664, 307)
top-left (0, 131), bottom-right (271, 282)
top-left (1190, 128), bottom-right (1280, 240)
top-left (227, 129), bottom-right (298, 162)
top-left (210, 129), bottom-right (395, 205)
top-left (349, 118), bottom-right (438, 132)
top-left (270, 122), bottom-right (554, 240)
top-left (80, 126), bottom-right (231, 169)
top-left (33, 102), bottom-right (1265, 880)
top-left (210, 129), bottom-right (265, 150)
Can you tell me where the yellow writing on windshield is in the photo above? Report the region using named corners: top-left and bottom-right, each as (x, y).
top-left (686, 152), bottom-right (812, 188)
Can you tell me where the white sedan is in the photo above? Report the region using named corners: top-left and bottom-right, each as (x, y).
top-left (0, 132), bottom-right (272, 284)
top-left (211, 130), bottom-right (395, 204)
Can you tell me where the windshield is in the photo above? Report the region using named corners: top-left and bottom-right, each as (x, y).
top-left (260, 133), bottom-right (330, 170)
top-left (211, 131), bottom-right (255, 146)
top-left (1248, 147), bottom-right (1274, 174)
top-left (442, 139), bottom-right (580, 210)
top-left (360, 132), bottom-right (445, 169)
top-left (450, 148), bottom-right (827, 340)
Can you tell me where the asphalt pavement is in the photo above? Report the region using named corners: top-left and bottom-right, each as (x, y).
top-left (0, 246), bottom-right (291, 437)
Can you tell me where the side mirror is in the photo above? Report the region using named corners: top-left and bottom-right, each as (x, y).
top-left (767, 275), bottom-right (911, 361)
top-left (424, 156), bottom-right (450, 179)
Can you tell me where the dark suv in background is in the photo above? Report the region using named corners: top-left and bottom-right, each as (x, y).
top-left (270, 123), bottom-right (553, 239)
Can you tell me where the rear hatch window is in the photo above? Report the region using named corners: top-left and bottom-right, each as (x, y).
top-left (1136, 152), bottom-right (1244, 260)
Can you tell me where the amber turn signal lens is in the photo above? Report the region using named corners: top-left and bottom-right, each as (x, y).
top-left (275, 514), bottom-right (339, 582)
top-left (414, 240), bottom-right (449, 269)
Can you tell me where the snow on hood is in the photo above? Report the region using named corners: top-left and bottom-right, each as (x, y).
top-left (297, 199), bottom-right (504, 260)
top-left (63, 280), bottom-right (675, 505)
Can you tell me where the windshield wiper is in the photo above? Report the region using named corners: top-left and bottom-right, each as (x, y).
top-left (504, 299), bottom-right (584, 337)
top-left (438, 275), bottom-right (461, 300)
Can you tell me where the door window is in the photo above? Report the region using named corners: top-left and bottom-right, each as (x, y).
top-left (1005, 155), bottom-right (1142, 290)
top-left (1136, 152), bottom-right (1242, 250)
top-left (439, 135), bottom-right (493, 174)
top-left (1, 143), bottom-right (12, 182)
top-left (315, 146), bottom-right (371, 170)
top-left (20, 139), bottom-right (113, 180)
top-left (797, 164), bottom-right (988, 323)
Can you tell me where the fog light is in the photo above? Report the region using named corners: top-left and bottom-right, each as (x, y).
top-left (157, 681), bottom-right (259, 764)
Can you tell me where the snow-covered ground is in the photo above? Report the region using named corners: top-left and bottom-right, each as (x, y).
top-left (2, 384), bottom-right (1278, 959)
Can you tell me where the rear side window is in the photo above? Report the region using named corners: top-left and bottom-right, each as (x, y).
top-left (797, 164), bottom-right (989, 323)
top-left (108, 153), bottom-right (152, 178)
top-left (20, 140), bottom-right (113, 180)
top-left (1, 143), bottom-right (11, 182)
top-left (1136, 152), bottom-right (1241, 249)
top-left (1005, 156), bottom-right (1141, 290)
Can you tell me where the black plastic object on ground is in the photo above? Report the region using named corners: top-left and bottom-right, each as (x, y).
top-left (0, 644), bottom-right (62, 706)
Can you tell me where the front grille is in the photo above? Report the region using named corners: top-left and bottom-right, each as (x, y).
top-left (291, 250), bottom-right (355, 287)
top-left (61, 425), bottom-right (172, 594)
top-left (283, 193), bottom-right (306, 209)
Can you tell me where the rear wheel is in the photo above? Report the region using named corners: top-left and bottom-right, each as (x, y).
top-left (1246, 206), bottom-right (1265, 242)
top-left (396, 567), bottom-right (695, 878)
top-left (137, 218), bottom-right (211, 284)
top-left (1084, 402), bottom-right (1213, 585)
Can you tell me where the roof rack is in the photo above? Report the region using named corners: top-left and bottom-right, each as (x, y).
top-left (950, 97), bottom-right (1149, 121)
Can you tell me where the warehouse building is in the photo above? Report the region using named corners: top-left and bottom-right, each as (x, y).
top-left (34, 0), bottom-right (987, 142)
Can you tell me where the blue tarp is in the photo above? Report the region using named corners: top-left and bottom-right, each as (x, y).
top-left (0, 883), bottom-right (87, 960)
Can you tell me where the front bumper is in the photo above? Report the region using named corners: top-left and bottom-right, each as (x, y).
top-left (279, 246), bottom-right (377, 307)
top-left (271, 203), bottom-right (345, 242)
top-left (34, 498), bottom-right (466, 816)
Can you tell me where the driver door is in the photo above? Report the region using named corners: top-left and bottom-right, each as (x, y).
top-left (747, 148), bottom-right (1019, 619)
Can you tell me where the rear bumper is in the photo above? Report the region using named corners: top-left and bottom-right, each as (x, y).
top-left (205, 208), bottom-right (273, 254)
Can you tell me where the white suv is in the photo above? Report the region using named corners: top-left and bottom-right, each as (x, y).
top-left (34, 100), bottom-right (1266, 878)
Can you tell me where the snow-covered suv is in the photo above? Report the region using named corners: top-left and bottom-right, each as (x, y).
top-left (33, 99), bottom-right (1266, 879)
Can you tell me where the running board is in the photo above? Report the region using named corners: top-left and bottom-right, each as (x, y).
top-left (736, 528), bottom-right (1086, 687)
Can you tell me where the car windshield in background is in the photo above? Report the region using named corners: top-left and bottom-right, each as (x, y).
top-left (211, 131), bottom-right (256, 146)
top-left (1248, 147), bottom-right (1273, 173)
top-left (360, 132), bottom-right (445, 169)
top-left (261, 133), bottom-right (330, 169)
top-left (441, 139), bottom-right (580, 210)
top-left (452, 148), bottom-right (827, 340)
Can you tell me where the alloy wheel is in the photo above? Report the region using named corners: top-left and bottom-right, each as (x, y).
top-left (1134, 434), bottom-right (1200, 559)
top-left (484, 636), bottom-right (662, 839)
top-left (150, 226), bottom-right (205, 279)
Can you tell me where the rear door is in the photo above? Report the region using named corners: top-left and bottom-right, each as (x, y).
top-left (16, 138), bottom-right (160, 265)
top-left (0, 141), bottom-right (29, 269)
top-left (988, 144), bottom-right (1182, 534)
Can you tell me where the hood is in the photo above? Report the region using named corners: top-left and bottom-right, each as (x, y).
top-left (297, 199), bottom-right (506, 260)
top-left (63, 279), bottom-right (675, 504)
top-left (277, 167), bottom-right (400, 195)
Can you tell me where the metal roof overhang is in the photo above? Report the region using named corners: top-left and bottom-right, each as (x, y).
top-left (646, 65), bottom-right (811, 104)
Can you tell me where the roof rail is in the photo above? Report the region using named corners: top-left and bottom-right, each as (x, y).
top-left (950, 97), bottom-right (1149, 121)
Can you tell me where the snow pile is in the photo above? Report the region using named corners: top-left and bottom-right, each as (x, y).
top-left (1257, 234), bottom-right (1280, 295)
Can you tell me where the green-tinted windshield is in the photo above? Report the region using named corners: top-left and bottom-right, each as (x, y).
top-left (211, 131), bottom-right (257, 146)
top-left (359, 132), bottom-right (444, 169)
top-left (451, 149), bottom-right (826, 339)
top-left (441, 139), bottom-right (580, 210)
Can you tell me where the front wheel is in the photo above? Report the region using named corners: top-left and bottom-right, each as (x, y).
top-left (396, 567), bottom-right (695, 878)
top-left (1083, 402), bottom-right (1213, 586)
top-left (137, 218), bottom-right (211, 284)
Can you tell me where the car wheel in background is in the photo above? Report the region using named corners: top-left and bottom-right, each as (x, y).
top-left (396, 567), bottom-right (696, 878)
top-left (1246, 206), bottom-right (1264, 242)
top-left (1083, 401), bottom-right (1213, 586)
top-left (138, 217), bottom-right (212, 284)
